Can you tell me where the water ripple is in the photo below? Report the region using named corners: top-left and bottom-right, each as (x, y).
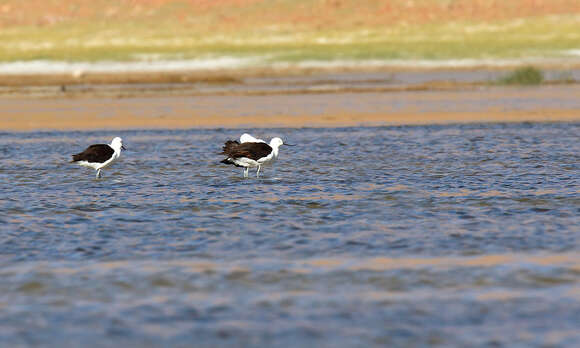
top-left (0, 123), bottom-right (579, 346)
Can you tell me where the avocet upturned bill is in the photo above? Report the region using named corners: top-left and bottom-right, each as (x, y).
top-left (71, 137), bottom-right (125, 179)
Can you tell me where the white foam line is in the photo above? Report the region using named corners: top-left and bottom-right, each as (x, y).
top-left (1, 56), bottom-right (580, 75)
top-left (0, 57), bottom-right (258, 75)
top-left (563, 49), bottom-right (580, 56)
top-left (282, 57), bottom-right (580, 69)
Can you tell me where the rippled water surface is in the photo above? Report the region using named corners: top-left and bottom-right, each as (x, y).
top-left (1, 124), bottom-right (579, 347)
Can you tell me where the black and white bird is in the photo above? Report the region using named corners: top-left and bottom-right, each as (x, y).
top-left (70, 137), bottom-right (126, 178)
top-left (220, 134), bottom-right (294, 177)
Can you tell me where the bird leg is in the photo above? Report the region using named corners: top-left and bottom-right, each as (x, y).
top-left (243, 167), bottom-right (249, 178)
top-left (96, 169), bottom-right (102, 179)
top-left (256, 165), bottom-right (261, 178)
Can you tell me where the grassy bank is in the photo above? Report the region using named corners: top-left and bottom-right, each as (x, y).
top-left (0, 1), bottom-right (579, 63)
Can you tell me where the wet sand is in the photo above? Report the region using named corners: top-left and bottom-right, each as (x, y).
top-left (1, 84), bottom-right (579, 131)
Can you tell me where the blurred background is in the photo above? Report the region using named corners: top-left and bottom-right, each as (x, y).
top-left (1, 0), bottom-right (579, 129)
top-left (1, 0), bottom-right (579, 76)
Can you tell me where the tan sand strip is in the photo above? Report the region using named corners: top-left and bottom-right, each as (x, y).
top-left (1, 109), bottom-right (578, 132)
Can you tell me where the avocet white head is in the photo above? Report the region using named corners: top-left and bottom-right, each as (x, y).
top-left (110, 137), bottom-right (125, 152)
top-left (268, 137), bottom-right (284, 160)
top-left (71, 137), bottom-right (126, 179)
top-left (220, 135), bottom-right (294, 178)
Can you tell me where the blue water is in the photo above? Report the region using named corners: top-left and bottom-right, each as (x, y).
top-left (1, 123), bottom-right (579, 347)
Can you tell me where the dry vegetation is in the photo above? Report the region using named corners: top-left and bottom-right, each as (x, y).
top-left (0, 0), bottom-right (579, 62)
top-left (1, 0), bottom-right (579, 30)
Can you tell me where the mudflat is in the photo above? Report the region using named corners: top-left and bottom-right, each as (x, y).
top-left (2, 84), bottom-right (579, 131)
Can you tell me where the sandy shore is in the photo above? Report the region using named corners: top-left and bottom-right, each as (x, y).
top-left (2, 110), bottom-right (578, 132)
top-left (1, 83), bottom-right (579, 131)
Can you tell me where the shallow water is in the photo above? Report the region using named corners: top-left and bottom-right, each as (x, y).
top-left (1, 124), bottom-right (579, 347)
